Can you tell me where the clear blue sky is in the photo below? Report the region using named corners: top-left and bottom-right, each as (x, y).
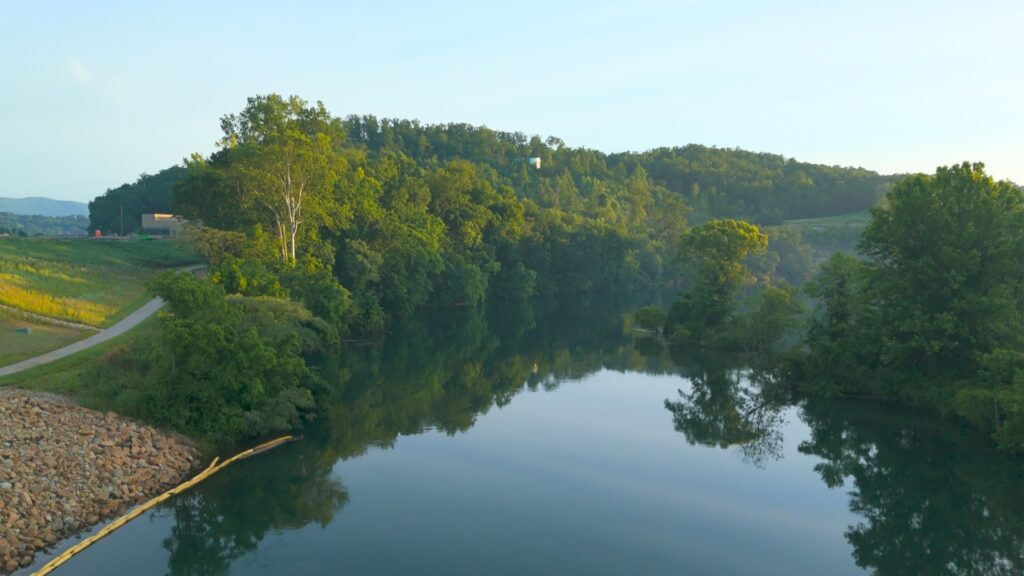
top-left (2, 0), bottom-right (1021, 202)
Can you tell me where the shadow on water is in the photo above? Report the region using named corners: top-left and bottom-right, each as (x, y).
top-left (150, 295), bottom-right (1022, 576)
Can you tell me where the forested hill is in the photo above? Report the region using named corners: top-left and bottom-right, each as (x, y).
top-left (338, 116), bottom-right (898, 223)
top-left (91, 113), bottom-right (897, 234)
top-left (162, 95), bottom-right (899, 334)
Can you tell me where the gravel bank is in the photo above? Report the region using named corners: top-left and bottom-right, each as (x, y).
top-left (0, 388), bottom-right (196, 573)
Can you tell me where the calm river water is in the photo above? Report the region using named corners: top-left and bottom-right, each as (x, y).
top-left (25, 300), bottom-right (1024, 575)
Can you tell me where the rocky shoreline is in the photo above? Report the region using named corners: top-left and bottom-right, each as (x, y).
top-left (0, 389), bottom-right (197, 573)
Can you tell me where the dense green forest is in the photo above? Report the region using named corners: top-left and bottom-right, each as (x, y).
top-left (335, 115), bottom-right (897, 223)
top-left (89, 166), bottom-right (186, 234)
top-left (165, 95), bottom-right (892, 325)
top-left (0, 212), bottom-right (87, 236)
top-left (76, 94), bottom-right (1021, 453)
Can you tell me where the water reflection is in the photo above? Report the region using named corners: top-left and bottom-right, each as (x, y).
top-left (158, 440), bottom-right (349, 575)
top-left (662, 354), bottom-right (788, 467)
top-left (799, 399), bottom-right (1024, 576)
top-left (149, 296), bottom-right (1022, 576)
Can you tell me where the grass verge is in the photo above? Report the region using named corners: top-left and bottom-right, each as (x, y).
top-left (0, 314), bottom-right (159, 399)
top-left (0, 309), bottom-right (93, 366)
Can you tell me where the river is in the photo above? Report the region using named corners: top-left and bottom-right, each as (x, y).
top-left (23, 298), bottom-right (1024, 575)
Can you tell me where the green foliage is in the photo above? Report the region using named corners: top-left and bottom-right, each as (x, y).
top-left (860, 162), bottom-right (1024, 379)
top-left (173, 153), bottom-right (248, 230)
top-left (169, 93), bottom-right (896, 337)
top-left (634, 306), bottom-right (666, 333)
top-left (153, 96), bottom-right (1024, 453)
top-left (675, 219), bottom-right (768, 289)
top-left (219, 95), bottom-right (348, 263)
top-left (725, 284), bottom-right (806, 356)
top-left (73, 271), bottom-right (329, 444)
top-left (0, 213), bottom-right (87, 236)
top-left (341, 115), bottom-right (895, 222)
top-left (280, 264), bottom-right (351, 341)
top-left (152, 271), bottom-right (230, 317)
top-left (746, 226), bottom-right (817, 286)
top-left (800, 163), bottom-right (1024, 450)
top-left (211, 256), bottom-right (286, 298)
top-left (799, 253), bottom-right (879, 396)
top-left (665, 219), bottom-right (768, 345)
top-left (953, 349), bottom-right (1024, 452)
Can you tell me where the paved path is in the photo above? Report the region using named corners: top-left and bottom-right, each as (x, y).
top-left (0, 297), bottom-right (166, 378)
top-left (0, 265), bottom-right (204, 379)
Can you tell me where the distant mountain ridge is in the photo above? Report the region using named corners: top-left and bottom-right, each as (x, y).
top-left (0, 197), bottom-right (88, 217)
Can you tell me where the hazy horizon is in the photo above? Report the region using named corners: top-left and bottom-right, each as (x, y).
top-left (3, 0), bottom-right (1021, 203)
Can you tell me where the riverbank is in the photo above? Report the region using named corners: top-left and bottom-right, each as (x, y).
top-left (0, 388), bottom-right (196, 573)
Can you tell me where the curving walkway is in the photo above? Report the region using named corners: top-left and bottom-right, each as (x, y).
top-left (0, 296), bottom-right (165, 378)
top-left (0, 264), bottom-right (204, 379)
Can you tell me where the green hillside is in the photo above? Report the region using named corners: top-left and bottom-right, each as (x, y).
top-left (0, 237), bottom-right (199, 327)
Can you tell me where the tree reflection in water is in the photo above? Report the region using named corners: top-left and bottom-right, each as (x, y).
top-left (798, 399), bottom-right (1024, 576)
top-left (159, 439), bottom-right (349, 575)
top-left (661, 350), bottom-right (788, 467)
top-left (154, 295), bottom-right (647, 575)
top-left (151, 296), bottom-right (1022, 576)
top-left (649, 341), bottom-right (1023, 574)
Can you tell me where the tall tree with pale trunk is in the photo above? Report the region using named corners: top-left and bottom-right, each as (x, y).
top-left (219, 95), bottom-right (344, 264)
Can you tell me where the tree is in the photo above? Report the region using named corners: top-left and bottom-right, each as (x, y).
top-left (634, 306), bottom-right (666, 334)
top-left (801, 253), bottom-right (878, 396)
top-left (665, 219), bottom-right (768, 344)
top-left (859, 162), bottom-right (1024, 380)
top-left (220, 95), bottom-right (346, 264)
top-left (727, 284), bottom-right (805, 356)
top-left (800, 163), bottom-right (1024, 450)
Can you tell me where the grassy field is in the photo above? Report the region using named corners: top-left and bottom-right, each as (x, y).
top-left (784, 209), bottom-right (874, 258)
top-left (0, 313), bottom-right (158, 396)
top-left (0, 237), bottom-right (199, 327)
top-left (785, 209), bottom-right (872, 227)
top-left (0, 308), bottom-right (93, 366)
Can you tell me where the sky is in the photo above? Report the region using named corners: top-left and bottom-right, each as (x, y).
top-left (1, 0), bottom-right (1021, 202)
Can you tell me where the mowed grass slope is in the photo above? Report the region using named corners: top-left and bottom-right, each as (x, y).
top-left (0, 308), bottom-right (92, 366)
top-left (0, 237), bottom-right (199, 327)
top-left (0, 314), bottom-right (159, 397)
